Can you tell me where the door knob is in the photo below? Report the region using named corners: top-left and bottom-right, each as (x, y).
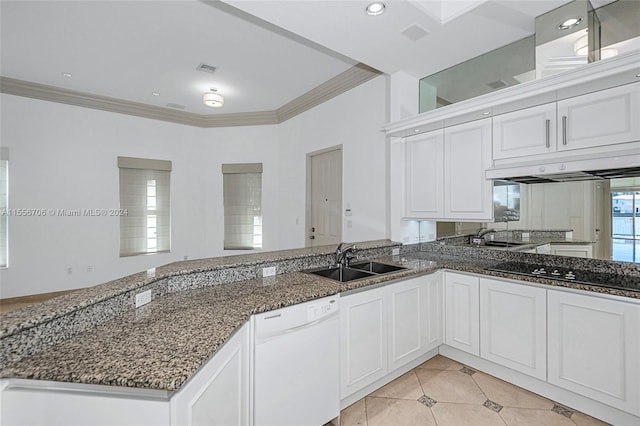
top-left (310, 235), bottom-right (315, 240)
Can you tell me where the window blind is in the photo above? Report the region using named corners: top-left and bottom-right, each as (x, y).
top-left (222, 163), bottom-right (262, 250)
top-left (0, 147), bottom-right (8, 268)
top-left (118, 156), bottom-right (171, 257)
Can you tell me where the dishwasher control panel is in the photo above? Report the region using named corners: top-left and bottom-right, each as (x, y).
top-left (307, 298), bottom-right (338, 321)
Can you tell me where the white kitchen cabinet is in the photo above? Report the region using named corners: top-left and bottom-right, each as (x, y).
top-left (387, 273), bottom-right (443, 371)
top-left (403, 119), bottom-right (492, 221)
top-left (341, 273), bottom-right (443, 398)
top-left (491, 83), bottom-right (640, 164)
top-left (444, 118), bottom-right (494, 221)
top-left (404, 130), bottom-right (444, 218)
top-left (171, 323), bottom-right (250, 426)
top-left (340, 286), bottom-right (388, 398)
top-left (548, 290), bottom-right (640, 415)
top-left (550, 243), bottom-right (593, 258)
top-left (493, 102), bottom-right (557, 160)
top-left (479, 278), bottom-right (547, 380)
top-left (557, 82), bottom-right (640, 152)
top-left (444, 272), bottom-right (480, 356)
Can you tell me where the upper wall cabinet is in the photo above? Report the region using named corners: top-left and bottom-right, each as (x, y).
top-left (404, 130), bottom-right (444, 218)
top-left (492, 82), bottom-right (640, 161)
top-left (493, 103), bottom-right (556, 160)
top-left (557, 82), bottom-right (640, 151)
top-left (444, 118), bottom-right (493, 221)
top-left (404, 119), bottom-right (493, 221)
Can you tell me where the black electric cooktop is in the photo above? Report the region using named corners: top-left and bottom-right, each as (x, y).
top-left (485, 262), bottom-right (640, 293)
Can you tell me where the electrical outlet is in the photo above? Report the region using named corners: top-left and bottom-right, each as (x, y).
top-left (87, 265), bottom-right (93, 273)
top-left (183, 255), bottom-right (188, 260)
top-left (262, 266), bottom-right (276, 277)
top-left (135, 290), bottom-right (152, 308)
top-left (392, 248), bottom-right (400, 256)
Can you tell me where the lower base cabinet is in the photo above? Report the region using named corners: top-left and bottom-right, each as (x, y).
top-left (170, 323), bottom-right (250, 426)
top-left (340, 273), bottom-right (443, 399)
top-left (548, 290), bottom-right (640, 416)
top-left (444, 272), bottom-right (480, 356)
top-left (479, 278), bottom-right (547, 380)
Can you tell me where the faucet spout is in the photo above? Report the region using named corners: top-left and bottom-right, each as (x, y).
top-left (335, 242), bottom-right (357, 267)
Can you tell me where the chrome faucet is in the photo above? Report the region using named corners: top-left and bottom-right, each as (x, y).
top-left (471, 228), bottom-right (496, 245)
top-left (335, 242), bottom-right (357, 267)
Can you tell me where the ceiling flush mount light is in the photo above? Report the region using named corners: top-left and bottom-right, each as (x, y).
top-left (366, 2), bottom-right (386, 16)
top-left (152, 92), bottom-right (160, 97)
top-left (62, 72), bottom-right (72, 78)
top-left (203, 89), bottom-right (224, 108)
top-left (557, 17), bottom-right (582, 30)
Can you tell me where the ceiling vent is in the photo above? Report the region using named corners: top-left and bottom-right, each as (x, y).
top-left (400, 24), bottom-right (430, 42)
top-left (166, 103), bottom-right (186, 110)
top-left (487, 80), bottom-right (508, 89)
top-left (196, 63), bottom-right (217, 74)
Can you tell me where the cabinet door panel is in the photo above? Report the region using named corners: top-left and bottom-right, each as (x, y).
top-left (340, 289), bottom-right (387, 397)
top-left (424, 272), bottom-right (444, 352)
top-left (444, 119), bottom-right (493, 220)
top-left (548, 290), bottom-right (640, 415)
top-left (480, 278), bottom-right (547, 380)
top-left (405, 131), bottom-right (444, 218)
top-left (493, 103), bottom-right (556, 159)
top-left (558, 82), bottom-right (640, 151)
top-left (445, 272), bottom-right (480, 356)
top-left (388, 278), bottom-right (423, 371)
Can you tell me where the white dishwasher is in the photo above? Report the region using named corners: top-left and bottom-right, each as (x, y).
top-left (253, 295), bottom-right (339, 426)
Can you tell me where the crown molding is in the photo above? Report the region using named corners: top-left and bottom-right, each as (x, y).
top-left (0, 63), bottom-right (382, 128)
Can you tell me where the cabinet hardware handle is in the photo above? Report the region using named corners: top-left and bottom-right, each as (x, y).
top-left (562, 116), bottom-right (567, 145)
top-left (545, 119), bottom-right (550, 148)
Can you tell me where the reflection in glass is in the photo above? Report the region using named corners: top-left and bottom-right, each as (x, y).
top-left (611, 191), bottom-right (639, 263)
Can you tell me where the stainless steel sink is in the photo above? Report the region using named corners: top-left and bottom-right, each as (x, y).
top-left (348, 261), bottom-right (407, 274)
top-left (483, 240), bottom-right (527, 247)
top-left (307, 266), bottom-right (374, 282)
top-left (305, 261), bottom-right (407, 282)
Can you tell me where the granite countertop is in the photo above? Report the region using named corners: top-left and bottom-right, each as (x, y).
top-left (1, 249), bottom-right (639, 393)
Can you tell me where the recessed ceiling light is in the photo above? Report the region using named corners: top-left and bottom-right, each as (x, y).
top-left (366, 2), bottom-right (386, 16)
top-left (152, 92), bottom-right (160, 97)
top-left (62, 72), bottom-right (72, 78)
top-left (557, 17), bottom-right (582, 30)
top-left (414, 129), bottom-right (420, 132)
top-left (482, 111), bottom-right (491, 116)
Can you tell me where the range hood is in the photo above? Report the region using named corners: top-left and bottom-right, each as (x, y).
top-left (486, 150), bottom-right (640, 183)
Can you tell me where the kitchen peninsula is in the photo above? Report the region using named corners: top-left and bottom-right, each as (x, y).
top-left (1, 239), bottom-right (639, 425)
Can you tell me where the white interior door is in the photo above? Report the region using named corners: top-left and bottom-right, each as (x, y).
top-left (308, 148), bottom-right (342, 247)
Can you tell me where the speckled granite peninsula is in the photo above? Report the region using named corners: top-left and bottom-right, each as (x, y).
top-left (1, 238), bottom-right (639, 393)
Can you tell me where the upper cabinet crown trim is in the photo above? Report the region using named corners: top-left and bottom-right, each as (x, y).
top-left (383, 51), bottom-right (640, 138)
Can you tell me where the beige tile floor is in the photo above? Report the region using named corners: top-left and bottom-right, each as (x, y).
top-left (340, 355), bottom-right (610, 426)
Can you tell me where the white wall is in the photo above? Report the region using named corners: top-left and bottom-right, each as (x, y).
top-left (277, 76), bottom-right (389, 249)
top-left (0, 75), bottom-right (389, 298)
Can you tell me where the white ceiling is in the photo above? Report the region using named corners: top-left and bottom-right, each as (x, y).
top-left (1, 0), bottom-right (578, 116)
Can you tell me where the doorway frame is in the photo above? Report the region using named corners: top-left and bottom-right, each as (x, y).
top-left (305, 145), bottom-right (343, 248)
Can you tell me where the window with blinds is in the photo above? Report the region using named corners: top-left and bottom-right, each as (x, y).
top-left (118, 156), bottom-right (171, 257)
top-left (222, 163), bottom-right (262, 250)
top-left (0, 147), bottom-right (8, 268)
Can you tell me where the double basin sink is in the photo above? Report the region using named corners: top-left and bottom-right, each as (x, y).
top-left (306, 261), bottom-right (408, 283)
